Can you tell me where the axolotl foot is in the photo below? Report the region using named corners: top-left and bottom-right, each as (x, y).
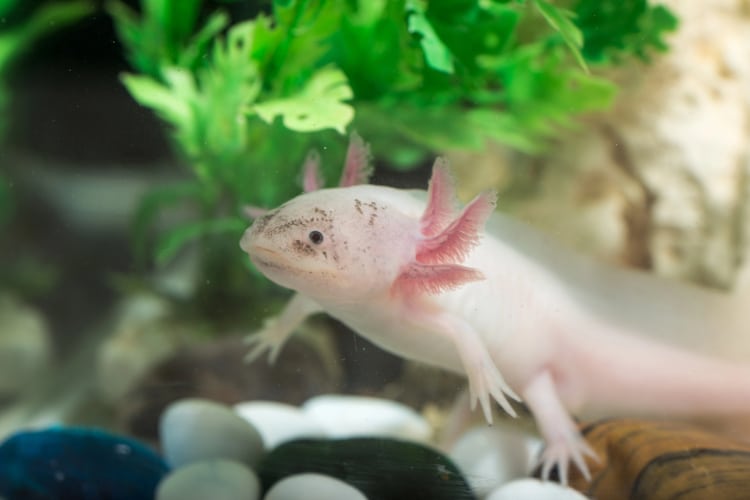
top-left (537, 431), bottom-right (598, 485)
top-left (244, 317), bottom-right (288, 365)
top-left (523, 370), bottom-right (600, 485)
top-left (243, 293), bottom-right (322, 365)
top-left (245, 322), bottom-right (286, 364)
top-left (465, 346), bottom-right (521, 422)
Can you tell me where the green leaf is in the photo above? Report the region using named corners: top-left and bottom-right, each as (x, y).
top-left (574, 0), bottom-right (678, 63)
top-left (334, 7), bottom-right (423, 99)
top-left (144, 0), bottom-right (202, 45)
top-left (0, 173), bottom-right (11, 229)
top-left (194, 21), bottom-right (262, 166)
top-left (637, 5), bottom-right (678, 56)
top-left (109, 0), bottom-right (228, 78)
top-left (177, 10), bottom-right (230, 69)
top-left (0, 0), bottom-right (94, 72)
top-left (533, 0), bottom-right (587, 71)
top-left (252, 67), bottom-right (354, 134)
top-left (466, 110), bottom-right (541, 153)
top-left (131, 180), bottom-right (209, 266)
top-left (262, 1), bottom-right (344, 94)
top-left (0, 0), bottom-right (17, 19)
top-left (155, 216), bottom-right (248, 265)
top-left (121, 70), bottom-right (194, 126)
top-left (405, 0), bottom-right (455, 74)
top-left (0, 0), bottom-right (92, 139)
top-left (122, 19), bottom-right (263, 179)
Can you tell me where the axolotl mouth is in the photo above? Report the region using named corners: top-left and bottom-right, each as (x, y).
top-left (240, 227), bottom-right (287, 270)
top-left (247, 246), bottom-right (288, 271)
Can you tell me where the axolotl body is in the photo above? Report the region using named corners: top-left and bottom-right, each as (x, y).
top-left (240, 134), bottom-right (750, 481)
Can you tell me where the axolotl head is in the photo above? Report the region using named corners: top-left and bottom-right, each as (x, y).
top-left (240, 186), bottom-right (418, 301)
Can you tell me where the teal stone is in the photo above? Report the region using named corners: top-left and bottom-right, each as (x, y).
top-left (0, 426), bottom-right (169, 500)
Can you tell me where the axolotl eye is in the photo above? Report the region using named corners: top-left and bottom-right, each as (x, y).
top-left (308, 230), bottom-right (324, 245)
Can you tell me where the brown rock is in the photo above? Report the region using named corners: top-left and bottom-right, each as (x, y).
top-left (558, 418), bottom-right (750, 499)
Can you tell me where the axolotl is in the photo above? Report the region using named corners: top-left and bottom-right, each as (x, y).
top-left (240, 134), bottom-right (750, 482)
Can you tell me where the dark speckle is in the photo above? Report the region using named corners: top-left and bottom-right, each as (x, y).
top-left (265, 210), bottom-right (334, 237)
top-left (265, 216), bottom-right (303, 236)
top-left (252, 208), bottom-right (280, 234)
top-left (293, 239), bottom-right (316, 256)
top-left (354, 199), bottom-right (384, 225)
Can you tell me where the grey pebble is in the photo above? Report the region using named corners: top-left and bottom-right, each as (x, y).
top-left (160, 398), bottom-right (264, 468)
top-left (156, 459), bottom-right (260, 500)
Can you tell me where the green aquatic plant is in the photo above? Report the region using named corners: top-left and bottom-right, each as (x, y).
top-left (0, 0), bottom-right (94, 139)
top-left (109, 0), bottom-right (676, 309)
top-left (574, 0), bottom-right (678, 62)
top-left (0, 0), bottom-right (93, 224)
top-left (110, 0), bottom-right (351, 281)
top-left (0, 173), bottom-right (10, 230)
top-left (0, 1), bottom-right (93, 298)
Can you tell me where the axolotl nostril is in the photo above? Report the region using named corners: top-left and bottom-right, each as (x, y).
top-left (240, 133), bottom-right (750, 484)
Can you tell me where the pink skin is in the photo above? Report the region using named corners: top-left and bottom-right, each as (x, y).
top-left (239, 133), bottom-right (750, 485)
top-left (238, 134), bottom-right (592, 482)
top-left (302, 150), bottom-right (323, 193)
top-left (420, 157), bottom-right (457, 237)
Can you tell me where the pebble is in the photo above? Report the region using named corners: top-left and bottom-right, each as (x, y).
top-left (233, 401), bottom-right (326, 448)
top-left (449, 426), bottom-right (532, 497)
top-left (486, 478), bottom-right (589, 500)
top-left (301, 394), bottom-right (431, 441)
top-left (257, 437), bottom-right (473, 499)
top-left (160, 398), bottom-right (264, 468)
top-left (156, 459), bottom-right (260, 500)
top-left (0, 426), bottom-right (168, 500)
top-left (265, 473), bottom-right (367, 500)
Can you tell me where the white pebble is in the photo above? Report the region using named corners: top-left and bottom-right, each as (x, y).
top-left (156, 459), bottom-right (260, 500)
top-left (302, 395), bottom-right (431, 441)
top-left (486, 478), bottom-right (588, 500)
top-left (448, 426), bottom-right (532, 497)
top-left (265, 473), bottom-right (367, 500)
top-left (234, 401), bottom-right (326, 448)
top-left (160, 398), bottom-right (264, 468)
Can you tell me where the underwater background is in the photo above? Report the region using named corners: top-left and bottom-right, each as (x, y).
top-left (4, 1), bottom-right (750, 499)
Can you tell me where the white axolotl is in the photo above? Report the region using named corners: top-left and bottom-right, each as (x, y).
top-left (240, 133), bottom-right (750, 483)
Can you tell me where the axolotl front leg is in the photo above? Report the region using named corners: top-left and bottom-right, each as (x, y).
top-left (244, 293), bottom-right (322, 364)
top-left (408, 299), bottom-right (595, 482)
top-left (403, 302), bottom-right (521, 421)
top-left (242, 134), bottom-right (372, 362)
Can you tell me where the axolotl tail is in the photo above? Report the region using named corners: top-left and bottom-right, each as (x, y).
top-left (562, 316), bottom-right (750, 440)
